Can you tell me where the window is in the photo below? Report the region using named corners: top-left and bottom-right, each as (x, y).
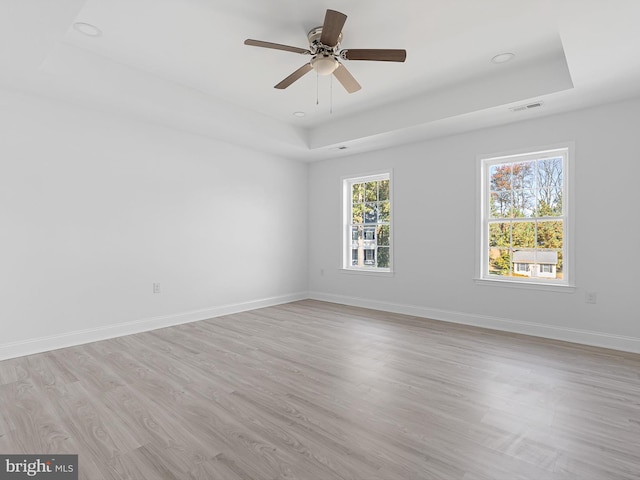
top-left (343, 172), bottom-right (392, 272)
top-left (479, 147), bottom-right (572, 286)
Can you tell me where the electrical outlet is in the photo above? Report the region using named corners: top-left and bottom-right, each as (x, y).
top-left (153, 283), bottom-right (161, 294)
top-left (585, 292), bottom-right (597, 304)
top-left (320, 269), bottom-right (324, 276)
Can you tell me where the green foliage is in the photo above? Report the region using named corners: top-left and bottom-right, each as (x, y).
top-left (352, 203), bottom-right (364, 224)
top-left (377, 247), bottom-right (390, 268)
top-left (379, 180), bottom-right (390, 201)
top-left (489, 248), bottom-right (511, 275)
top-left (489, 222), bottom-right (510, 247)
top-left (537, 221), bottom-right (563, 249)
top-left (377, 225), bottom-right (390, 246)
top-left (513, 222), bottom-right (535, 248)
top-left (365, 182), bottom-right (377, 202)
top-left (379, 201), bottom-right (390, 222)
top-left (352, 183), bottom-right (365, 203)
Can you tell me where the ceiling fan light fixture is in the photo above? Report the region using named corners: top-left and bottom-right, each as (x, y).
top-left (311, 55), bottom-right (339, 76)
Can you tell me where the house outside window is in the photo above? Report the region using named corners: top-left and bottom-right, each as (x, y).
top-left (343, 172), bottom-right (392, 272)
top-left (478, 146), bottom-right (573, 287)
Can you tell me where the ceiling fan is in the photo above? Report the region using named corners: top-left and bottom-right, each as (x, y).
top-left (244, 9), bottom-right (407, 94)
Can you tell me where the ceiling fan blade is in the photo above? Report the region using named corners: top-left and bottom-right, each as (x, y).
top-left (333, 64), bottom-right (361, 94)
top-left (342, 49), bottom-right (407, 62)
top-left (275, 63), bottom-right (313, 89)
top-left (320, 9), bottom-right (347, 47)
top-left (244, 39), bottom-right (310, 55)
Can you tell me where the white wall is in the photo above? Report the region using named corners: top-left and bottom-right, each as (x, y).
top-left (3, 88), bottom-right (638, 358)
top-left (0, 88), bottom-right (308, 358)
top-left (308, 98), bottom-right (640, 352)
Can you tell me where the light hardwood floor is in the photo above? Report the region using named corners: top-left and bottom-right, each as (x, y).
top-left (1, 300), bottom-right (639, 479)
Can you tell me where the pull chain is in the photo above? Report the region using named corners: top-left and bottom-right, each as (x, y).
top-left (316, 71), bottom-right (319, 105)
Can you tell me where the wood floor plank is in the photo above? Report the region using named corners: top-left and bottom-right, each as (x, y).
top-left (1, 299), bottom-right (640, 479)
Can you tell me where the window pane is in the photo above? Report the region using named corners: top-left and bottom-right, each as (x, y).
top-left (490, 191), bottom-right (512, 219)
top-left (512, 221), bottom-right (535, 248)
top-left (490, 164), bottom-right (511, 191)
top-left (488, 248), bottom-right (511, 276)
top-left (489, 222), bottom-right (510, 247)
top-left (352, 246), bottom-right (365, 266)
top-left (365, 182), bottom-right (378, 202)
top-left (537, 157), bottom-right (563, 216)
top-left (512, 189), bottom-right (536, 217)
top-left (377, 247), bottom-right (390, 268)
top-left (364, 249), bottom-right (375, 265)
top-left (352, 203), bottom-right (364, 224)
top-left (351, 226), bottom-right (362, 242)
top-left (352, 183), bottom-right (365, 203)
top-left (538, 186), bottom-right (562, 216)
top-left (379, 201), bottom-right (390, 222)
top-left (512, 161), bottom-right (536, 189)
top-left (364, 203), bottom-right (378, 223)
top-left (537, 157), bottom-right (563, 189)
top-left (377, 225), bottom-right (390, 246)
top-left (512, 249), bottom-right (534, 277)
top-left (537, 220), bottom-right (563, 249)
top-left (363, 227), bottom-right (376, 241)
top-left (379, 179), bottom-right (390, 201)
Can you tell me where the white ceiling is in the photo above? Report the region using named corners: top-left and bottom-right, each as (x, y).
top-left (2, 0), bottom-right (640, 161)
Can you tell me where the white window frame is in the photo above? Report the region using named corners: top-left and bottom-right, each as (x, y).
top-left (342, 171), bottom-right (393, 274)
top-left (476, 145), bottom-right (575, 292)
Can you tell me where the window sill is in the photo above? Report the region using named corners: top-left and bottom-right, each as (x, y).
top-left (342, 268), bottom-right (394, 277)
top-left (473, 277), bottom-right (576, 293)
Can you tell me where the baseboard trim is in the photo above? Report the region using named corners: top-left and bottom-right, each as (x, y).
top-left (3, 291), bottom-right (638, 360)
top-left (0, 292), bottom-right (307, 361)
top-left (308, 292), bottom-right (640, 354)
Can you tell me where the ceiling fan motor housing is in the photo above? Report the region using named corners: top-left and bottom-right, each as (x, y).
top-left (308, 26), bottom-right (342, 75)
top-left (307, 27), bottom-right (342, 52)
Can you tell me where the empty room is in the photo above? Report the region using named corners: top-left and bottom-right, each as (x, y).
top-left (1, 0), bottom-right (639, 479)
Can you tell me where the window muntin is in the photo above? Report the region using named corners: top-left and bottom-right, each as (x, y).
top-left (344, 173), bottom-right (391, 272)
top-left (481, 149), bottom-right (569, 285)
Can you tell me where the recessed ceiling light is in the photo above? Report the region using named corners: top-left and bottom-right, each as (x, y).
top-left (73, 22), bottom-right (102, 37)
top-left (293, 111), bottom-right (305, 117)
top-left (491, 52), bottom-right (515, 64)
